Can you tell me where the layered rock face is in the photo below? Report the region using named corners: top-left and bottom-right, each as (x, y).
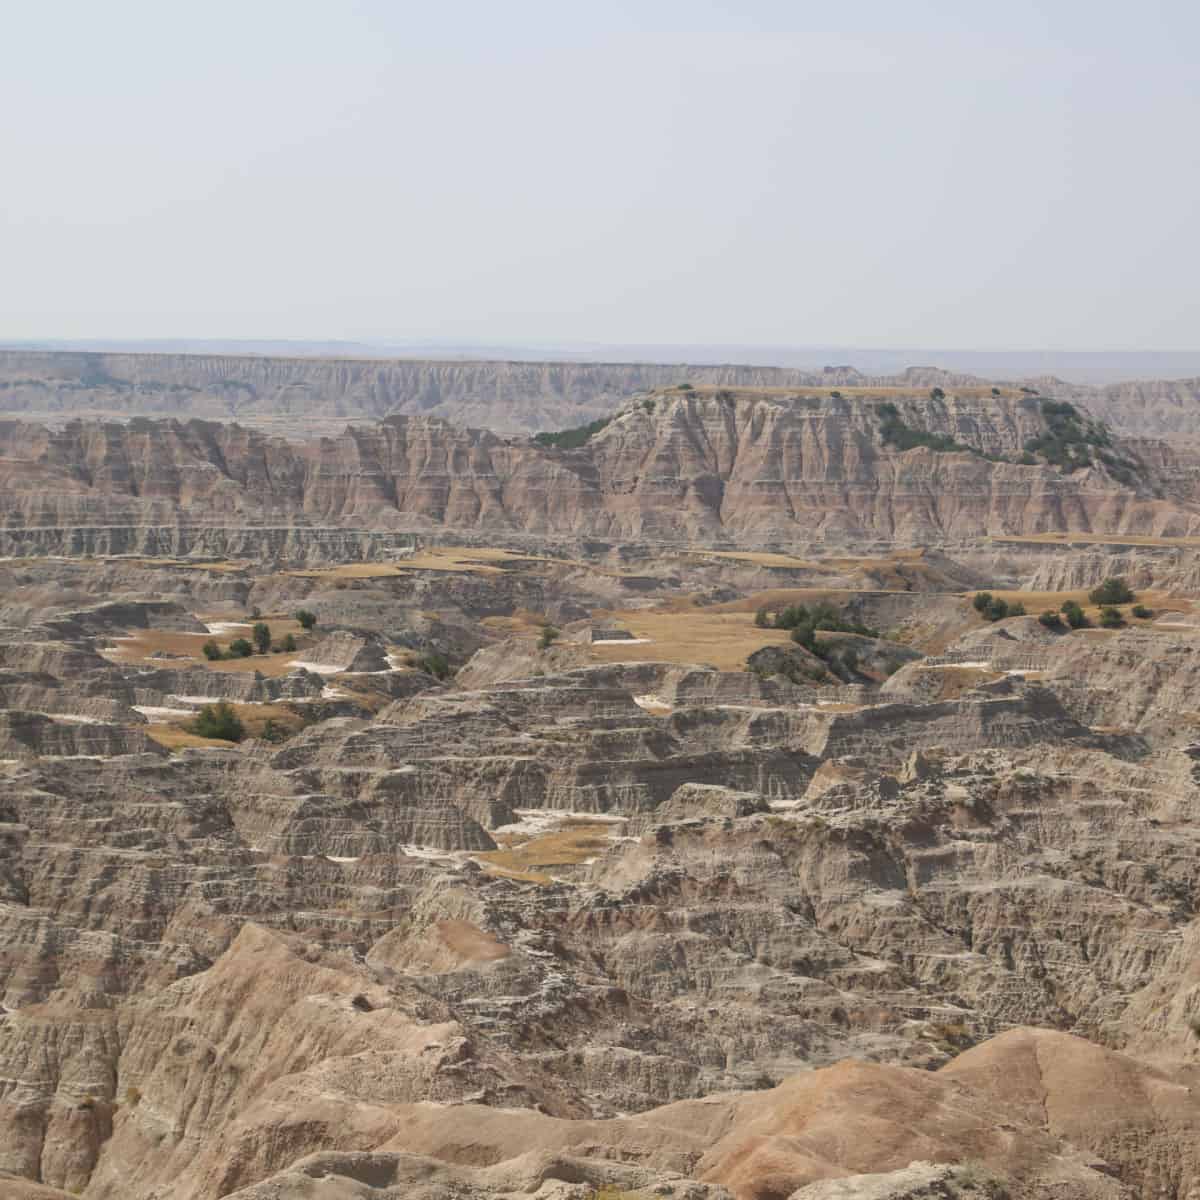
top-left (4, 348), bottom-right (1200, 440)
top-left (1, 390), bottom-right (1196, 552)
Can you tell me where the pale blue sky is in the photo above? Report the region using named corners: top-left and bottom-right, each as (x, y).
top-left (3, 0), bottom-right (1197, 348)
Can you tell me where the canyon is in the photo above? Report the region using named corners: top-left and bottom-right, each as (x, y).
top-left (7, 361), bottom-right (1200, 1200)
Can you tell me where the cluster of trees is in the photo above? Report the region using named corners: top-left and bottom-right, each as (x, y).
top-left (200, 610), bottom-right (316, 661)
top-left (1029, 579), bottom-right (1151, 632)
top-left (192, 700), bottom-right (244, 742)
top-left (971, 592), bottom-right (1027, 622)
top-left (755, 601), bottom-right (878, 656)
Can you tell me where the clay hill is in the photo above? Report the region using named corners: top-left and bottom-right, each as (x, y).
top-left (2, 386), bottom-right (1200, 556)
top-left (4, 348), bottom-right (1200, 438)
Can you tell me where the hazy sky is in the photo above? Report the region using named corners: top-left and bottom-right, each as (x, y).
top-left (3, 0), bottom-right (1198, 349)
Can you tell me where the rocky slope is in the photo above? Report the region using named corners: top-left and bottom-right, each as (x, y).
top-left (8, 514), bottom-right (1200, 1195)
top-left (1, 389), bottom-right (1196, 554)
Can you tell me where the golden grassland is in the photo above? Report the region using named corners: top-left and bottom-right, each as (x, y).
top-left (103, 618), bottom-right (311, 675)
top-left (588, 604), bottom-right (792, 671)
top-left (145, 701), bottom-right (308, 750)
top-left (476, 822), bottom-right (616, 885)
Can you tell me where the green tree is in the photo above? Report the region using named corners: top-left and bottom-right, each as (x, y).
top-left (930, 386), bottom-right (946, 401)
top-left (539, 625), bottom-right (560, 650)
top-left (972, 592), bottom-right (993, 614)
top-left (1061, 600), bottom-right (1088, 629)
top-left (1089, 577), bottom-right (1135, 606)
top-left (416, 651), bottom-right (450, 680)
top-left (281, 633), bottom-right (298, 652)
top-left (295, 609), bottom-right (317, 630)
top-left (252, 622), bottom-right (272, 654)
top-left (1038, 610), bottom-right (1064, 630)
top-left (201, 639), bottom-right (222, 661)
top-left (228, 637), bottom-right (253, 658)
top-left (1132, 604), bottom-right (1153, 619)
top-left (1007, 601), bottom-right (1027, 617)
top-left (754, 607), bottom-right (770, 629)
top-left (1099, 605), bottom-right (1125, 628)
top-left (192, 700), bottom-right (244, 742)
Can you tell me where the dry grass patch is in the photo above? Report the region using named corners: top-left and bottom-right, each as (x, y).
top-left (145, 725), bottom-right (233, 750)
top-left (105, 619), bottom-right (312, 675)
top-left (588, 603), bottom-right (792, 671)
top-left (477, 823), bottom-right (614, 883)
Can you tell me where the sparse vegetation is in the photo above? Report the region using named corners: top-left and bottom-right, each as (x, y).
top-left (930, 386), bottom-right (946, 401)
top-left (202, 639), bottom-right (222, 661)
top-left (192, 700), bottom-right (245, 742)
top-left (1099, 605), bottom-right (1125, 629)
top-left (280, 633), bottom-right (298, 652)
top-left (877, 401), bottom-right (975, 455)
top-left (538, 624), bottom-right (560, 650)
top-left (252, 622), bottom-right (271, 655)
top-left (533, 415), bottom-right (614, 449)
top-left (1089, 576), bottom-right (1135, 606)
top-left (1038, 610), bottom-right (1065, 631)
top-left (228, 637), bottom-right (253, 658)
top-left (295, 609), bottom-right (317, 630)
top-left (1132, 604), bottom-right (1154, 619)
top-left (1023, 399), bottom-right (1133, 476)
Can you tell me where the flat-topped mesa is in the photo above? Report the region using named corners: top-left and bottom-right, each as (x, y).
top-left (0, 390), bottom-right (1191, 552)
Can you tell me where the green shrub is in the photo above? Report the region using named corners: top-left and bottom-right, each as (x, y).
top-left (1061, 600), bottom-right (1089, 629)
top-left (539, 625), bottom-right (560, 650)
top-left (1132, 604), bottom-right (1153, 619)
top-left (252, 622), bottom-right (271, 654)
top-left (295, 609), bottom-right (317, 630)
top-left (228, 637), bottom-right (253, 658)
top-left (972, 592), bottom-right (993, 614)
top-left (1099, 605), bottom-right (1125, 628)
top-left (1038, 610), bottom-right (1065, 630)
top-left (986, 598), bottom-right (1010, 621)
top-left (280, 633), bottom-right (298, 652)
top-left (1007, 601), bottom-right (1027, 617)
top-left (754, 606), bottom-right (770, 628)
top-left (1089, 577), bottom-right (1135, 605)
top-left (192, 700), bottom-right (244, 742)
top-left (202, 639), bottom-right (222, 661)
top-left (416, 651), bottom-right (451, 680)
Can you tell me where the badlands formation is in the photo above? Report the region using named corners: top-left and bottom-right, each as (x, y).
top-left (9, 361), bottom-right (1200, 1199)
